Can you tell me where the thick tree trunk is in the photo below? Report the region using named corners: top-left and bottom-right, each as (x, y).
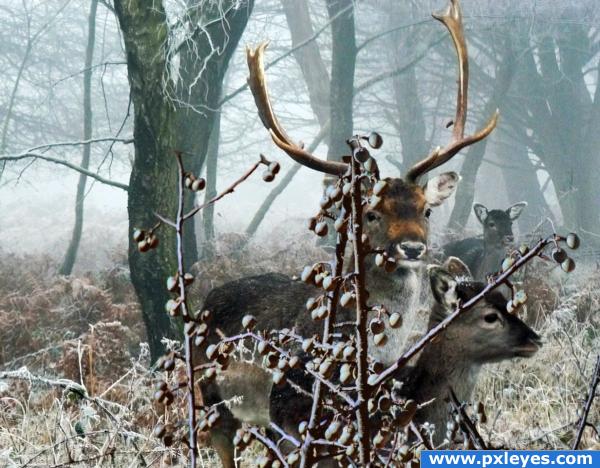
top-left (59, 0), bottom-right (98, 276)
top-left (113, 0), bottom-right (253, 360)
top-left (115, 0), bottom-right (179, 359)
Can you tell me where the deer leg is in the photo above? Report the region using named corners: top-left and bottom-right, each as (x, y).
top-left (201, 381), bottom-right (241, 468)
top-left (210, 423), bottom-right (239, 468)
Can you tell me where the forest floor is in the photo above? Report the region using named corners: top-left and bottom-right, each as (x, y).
top-left (0, 236), bottom-right (598, 467)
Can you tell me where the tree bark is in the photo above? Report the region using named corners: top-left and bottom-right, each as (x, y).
top-left (113, 0), bottom-right (253, 360)
top-left (59, 0), bottom-right (99, 276)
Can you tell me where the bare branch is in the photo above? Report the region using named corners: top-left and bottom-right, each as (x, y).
top-left (0, 152), bottom-right (129, 190)
top-left (573, 355), bottom-right (600, 449)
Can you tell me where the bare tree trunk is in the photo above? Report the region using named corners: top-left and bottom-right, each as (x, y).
top-left (59, 0), bottom-right (99, 276)
top-left (200, 107), bottom-right (220, 261)
top-left (280, 0), bottom-right (330, 129)
top-left (448, 40), bottom-right (516, 231)
top-left (325, 0), bottom-right (356, 161)
top-left (113, 0), bottom-right (253, 360)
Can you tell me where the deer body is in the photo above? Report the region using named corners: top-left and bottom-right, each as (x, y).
top-left (443, 202), bottom-right (527, 279)
top-left (202, 266), bottom-right (426, 429)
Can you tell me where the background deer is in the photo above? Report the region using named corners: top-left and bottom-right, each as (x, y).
top-left (443, 202), bottom-right (527, 280)
top-left (200, 2), bottom-right (500, 463)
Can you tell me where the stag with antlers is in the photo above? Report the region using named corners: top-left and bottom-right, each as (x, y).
top-left (192, 0), bottom-right (502, 465)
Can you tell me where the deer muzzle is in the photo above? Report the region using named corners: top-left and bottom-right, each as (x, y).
top-left (396, 241), bottom-right (427, 262)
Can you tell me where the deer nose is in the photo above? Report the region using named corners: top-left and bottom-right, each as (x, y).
top-left (503, 235), bottom-right (515, 244)
top-left (398, 241), bottom-right (426, 260)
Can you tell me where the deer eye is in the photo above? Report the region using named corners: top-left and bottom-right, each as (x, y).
top-left (488, 221), bottom-right (496, 228)
top-left (425, 208), bottom-right (432, 218)
top-left (366, 212), bottom-right (380, 222)
top-left (484, 313), bottom-right (499, 324)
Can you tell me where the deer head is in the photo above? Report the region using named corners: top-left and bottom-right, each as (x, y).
top-left (473, 202), bottom-right (527, 250)
top-left (428, 265), bottom-right (541, 363)
top-left (246, 0), bottom-right (498, 269)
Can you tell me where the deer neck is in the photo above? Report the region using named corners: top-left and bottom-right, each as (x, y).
top-left (365, 264), bottom-right (430, 365)
top-left (480, 239), bottom-right (507, 276)
top-left (410, 339), bottom-right (481, 441)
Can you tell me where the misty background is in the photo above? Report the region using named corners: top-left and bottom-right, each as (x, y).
top-left (2, 0), bottom-right (598, 275)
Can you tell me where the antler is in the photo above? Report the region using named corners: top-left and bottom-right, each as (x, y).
top-left (247, 43), bottom-right (348, 176)
top-left (405, 0), bottom-right (499, 183)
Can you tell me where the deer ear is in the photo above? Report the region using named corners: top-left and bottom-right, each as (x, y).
top-left (506, 201), bottom-right (527, 221)
top-left (423, 172), bottom-right (460, 206)
top-left (428, 266), bottom-right (459, 311)
top-left (442, 256), bottom-right (472, 281)
top-left (473, 203), bottom-right (488, 224)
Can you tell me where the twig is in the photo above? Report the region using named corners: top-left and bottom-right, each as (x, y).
top-left (410, 421), bottom-right (433, 450)
top-left (573, 354), bottom-right (600, 449)
top-left (183, 155), bottom-right (267, 220)
top-left (348, 137), bottom-right (372, 465)
top-left (24, 137), bottom-right (133, 152)
top-left (299, 183), bottom-right (350, 468)
top-left (449, 388), bottom-right (488, 450)
top-left (173, 151), bottom-right (198, 465)
top-left (247, 426), bottom-right (289, 467)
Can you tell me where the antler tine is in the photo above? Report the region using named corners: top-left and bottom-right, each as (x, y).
top-left (406, 0), bottom-right (499, 183)
top-left (246, 42), bottom-right (348, 176)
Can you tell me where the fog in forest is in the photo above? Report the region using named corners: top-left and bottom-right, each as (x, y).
top-left (2, 0), bottom-right (598, 271)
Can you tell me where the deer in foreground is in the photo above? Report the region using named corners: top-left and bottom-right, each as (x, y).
top-left (393, 265), bottom-right (541, 446)
top-left (443, 202), bottom-right (527, 280)
top-left (199, 0), bottom-right (500, 463)
top-left (203, 262), bottom-right (542, 461)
